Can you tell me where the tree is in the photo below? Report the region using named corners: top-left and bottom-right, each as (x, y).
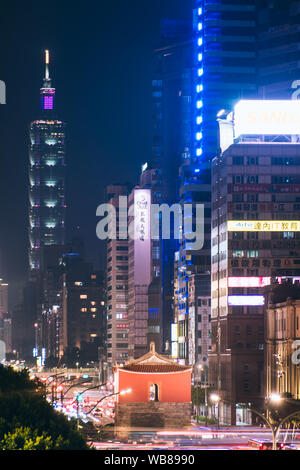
top-left (0, 365), bottom-right (40, 394)
top-left (191, 385), bottom-right (213, 406)
top-left (0, 365), bottom-right (89, 450)
top-left (0, 427), bottom-right (54, 450)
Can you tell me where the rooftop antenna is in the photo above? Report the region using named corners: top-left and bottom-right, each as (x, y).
top-left (44, 49), bottom-right (51, 86)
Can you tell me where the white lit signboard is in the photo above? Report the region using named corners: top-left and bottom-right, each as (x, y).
top-left (172, 342), bottom-right (178, 359)
top-left (228, 277), bottom-right (271, 288)
top-left (134, 189), bottom-right (151, 285)
top-left (228, 221), bottom-right (300, 232)
top-left (228, 296), bottom-right (265, 306)
top-left (234, 100), bottom-right (300, 137)
top-left (171, 323), bottom-right (178, 342)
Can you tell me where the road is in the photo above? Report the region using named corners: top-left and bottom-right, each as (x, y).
top-left (89, 426), bottom-right (300, 451)
top-left (28, 369), bottom-right (300, 451)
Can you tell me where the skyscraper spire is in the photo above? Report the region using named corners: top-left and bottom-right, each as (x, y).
top-left (44, 49), bottom-right (50, 83)
top-left (41, 49), bottom-right (55, 110)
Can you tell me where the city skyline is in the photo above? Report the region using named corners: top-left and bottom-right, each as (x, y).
top-left (1, 0), bottom-right (300, 452)
top-left (0, 0), bottom-right (192, 288)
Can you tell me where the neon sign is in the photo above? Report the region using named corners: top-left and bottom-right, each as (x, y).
top-left (228, 277), bottom-right (271, 288)
top-left (228, 295), bottom-right (265, 306)
top-left (235, 100), bottom-right (300, 137)
top-left (228, 220), bottom-right (300, 232)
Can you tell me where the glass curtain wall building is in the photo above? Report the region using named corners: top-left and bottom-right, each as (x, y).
top-left (173, 1), bottom-right (258, 365)
top-left (29, 51), bottom-right (66, 271)
top-left (152, 19), bottom-right (194, 353)
top-left (258, 0), bottom-right (300, 100)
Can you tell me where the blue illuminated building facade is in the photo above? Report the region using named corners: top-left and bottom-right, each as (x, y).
top-left (173, 1), bottom-right (258, 365)
top-left (193, 0), bottom-right (257, 162)
top-left (29, 51), bottom-right (66, 271)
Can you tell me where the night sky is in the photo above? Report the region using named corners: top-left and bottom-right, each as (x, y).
top-left (0, 0), bottom-right (192, 297)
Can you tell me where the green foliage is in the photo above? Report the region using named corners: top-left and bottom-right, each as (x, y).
top-left (196, 415), bottom-right (218, 425)
top-left (0, 365), bottom-right (89, 450)
top-left (0, 427), bottom-right (54, 450)
top-left (191, 386), bottom-right (213, 406)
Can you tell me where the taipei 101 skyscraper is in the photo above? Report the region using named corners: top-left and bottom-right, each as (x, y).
top-left (28, 51), bottom-right (66, 271)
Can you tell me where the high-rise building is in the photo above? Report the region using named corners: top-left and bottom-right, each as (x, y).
top-left (139, 164), bottom-right (163, 354)
top-left (210, 99), bottom-right (300, 425)
top-left (152, 18), bottom-right (194, 200)
top-left (152, 19), bottom-right (194, 352)
top-left (174, 163), bottom-right (212, 365)
top-left (127, 165), bottom-right (164, 360)
top-left (0, 279), bottom-right (8, 316)
top-left (106, 185), bottom-right (130, 367)
top-left (36, 242), bottom-right (82, 361)
top-left (106, 166), bottom-right (163, 365)
top-left (172, 1), bottom-right (258, 366)
top-left (187, 273), bottom-right (211, 369)
top-left (0, 278), bottom-right (11, 357)
top-left (38, 245), bottom-right (70, 359)
top-left (193, 0), bottom-right (257, 163)
top-left (23, 51), bottom-right (67, 362)
top-left (28, 50), bottom-right (66, 271)
top-left (31, 238), bottom-right (106, 365)
top-left (61, 262), bottom-right (106, 363)
top-left (258, 0), bottom-right (300, 100)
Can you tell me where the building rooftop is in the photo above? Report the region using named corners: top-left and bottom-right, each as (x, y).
top-left (116, 342), bottom-right (192, 373)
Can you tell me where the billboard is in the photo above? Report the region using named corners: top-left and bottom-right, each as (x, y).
top-left (234, 100), bottom-right (300, 137)
top-left (228, 277), bottom-right (271, 288)
top-left (134, 189), bottom-right (151, 285)
top-left (171, 323), bottom-right (178, 342)
top-left (228, 296), bottom-right (265, 306)
top-left (228, 220), bottom-right (300, 232)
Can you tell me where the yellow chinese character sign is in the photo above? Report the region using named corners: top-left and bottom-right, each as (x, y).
top-left (227, 221), bottom-right (300, 232)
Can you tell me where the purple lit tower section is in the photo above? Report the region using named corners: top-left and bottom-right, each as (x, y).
top-left (41, 50), bottom-right (55, 110)
top-left (28, 50), bottom-right (66, 271)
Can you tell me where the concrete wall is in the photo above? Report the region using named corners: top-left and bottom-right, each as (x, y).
top-left (116, 402), bottom-right (192, 428)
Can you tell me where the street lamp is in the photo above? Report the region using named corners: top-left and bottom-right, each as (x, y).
top-left (210, 393), bottom-right (220, 428)
top-left (194, 364), bottom-right (210, 426)
top-left (196, 365), bottom-right (202, 422)
top-left (269, 393), bottom-right (282, 404)
top-left (203, 365), bottom-right (209, 427)
top-left (210, 394), bottom-right (220, 403)
top-left (209, 392), bottom-right (300, 450)
top-left (265, 393), bottom-right (300, 450)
